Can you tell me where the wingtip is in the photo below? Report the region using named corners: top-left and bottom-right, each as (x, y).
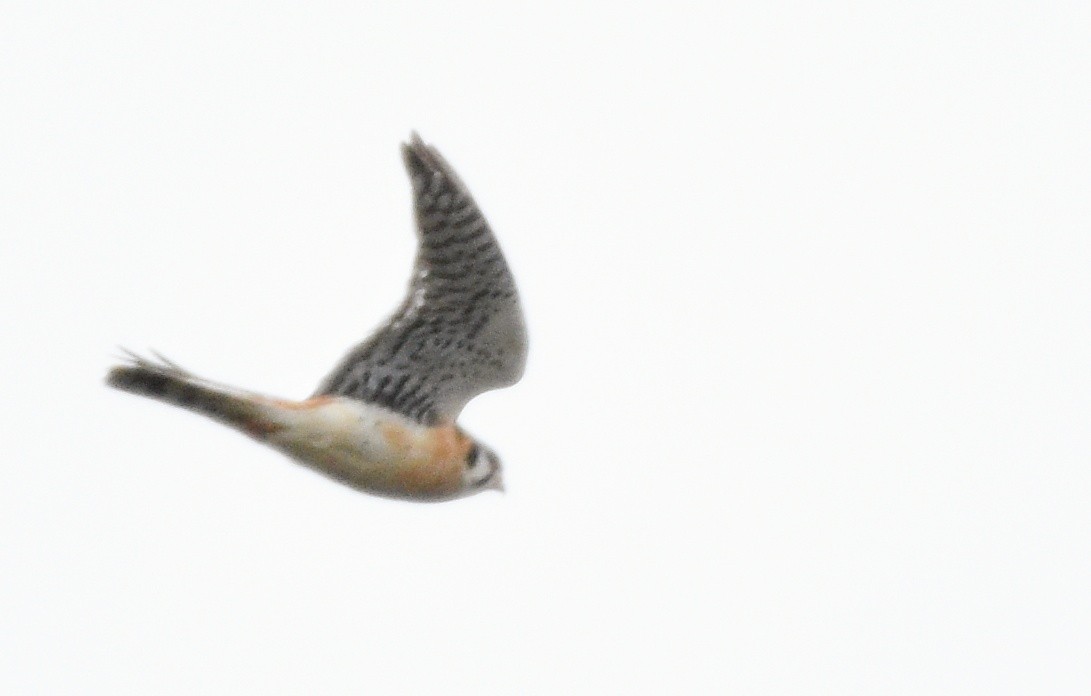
top-left (401, 131), bottom-right (432, 172)
top-left (399, 132), bottom-right (466, 193)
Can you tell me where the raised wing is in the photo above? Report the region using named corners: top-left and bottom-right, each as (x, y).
top-left (314, 134), bottom-right (527, 425)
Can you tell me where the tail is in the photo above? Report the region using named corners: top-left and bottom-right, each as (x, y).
top-left (106, 351), bottom-right (282, 437)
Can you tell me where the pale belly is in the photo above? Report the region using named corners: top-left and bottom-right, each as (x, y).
top-left (259, 397), bottom-right (469, 501)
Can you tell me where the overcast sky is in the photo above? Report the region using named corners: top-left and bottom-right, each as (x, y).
top-left (3, 2), bottom-right (1090, 693)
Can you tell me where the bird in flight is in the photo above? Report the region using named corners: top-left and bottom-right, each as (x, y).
top-left (107, 134), bottom-right (526, 501)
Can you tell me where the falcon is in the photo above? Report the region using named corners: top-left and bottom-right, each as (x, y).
top-left (107, 134), bottom-right (526, 501)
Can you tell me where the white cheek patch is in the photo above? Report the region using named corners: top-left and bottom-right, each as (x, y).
top-left (470, 452), bottom-right (496, 485)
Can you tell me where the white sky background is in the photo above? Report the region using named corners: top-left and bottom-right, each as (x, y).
top-left (3, 2), bottom-right (1090, 693)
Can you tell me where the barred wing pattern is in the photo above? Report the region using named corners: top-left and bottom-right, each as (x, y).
top-left (314, 135), bottom-right (527, 425)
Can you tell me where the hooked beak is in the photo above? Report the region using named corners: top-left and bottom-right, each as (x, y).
top-left (486, 473), bottom-right (505, 494)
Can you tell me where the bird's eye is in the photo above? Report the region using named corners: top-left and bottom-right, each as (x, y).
top-left (466, 444), bottom-right (481, 469)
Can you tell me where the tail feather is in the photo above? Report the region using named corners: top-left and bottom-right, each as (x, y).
top-left (106, 352), bottom-right (276, 435)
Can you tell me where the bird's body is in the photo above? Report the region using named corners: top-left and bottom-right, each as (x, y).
top-left (107, 134), bottom-right (524, 501)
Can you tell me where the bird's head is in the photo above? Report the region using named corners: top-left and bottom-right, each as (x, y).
top-left (461, 440), bottom-right (504, 494)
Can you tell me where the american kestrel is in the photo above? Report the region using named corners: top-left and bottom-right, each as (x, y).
top-left (107, 134), bottom-right (526, 501)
